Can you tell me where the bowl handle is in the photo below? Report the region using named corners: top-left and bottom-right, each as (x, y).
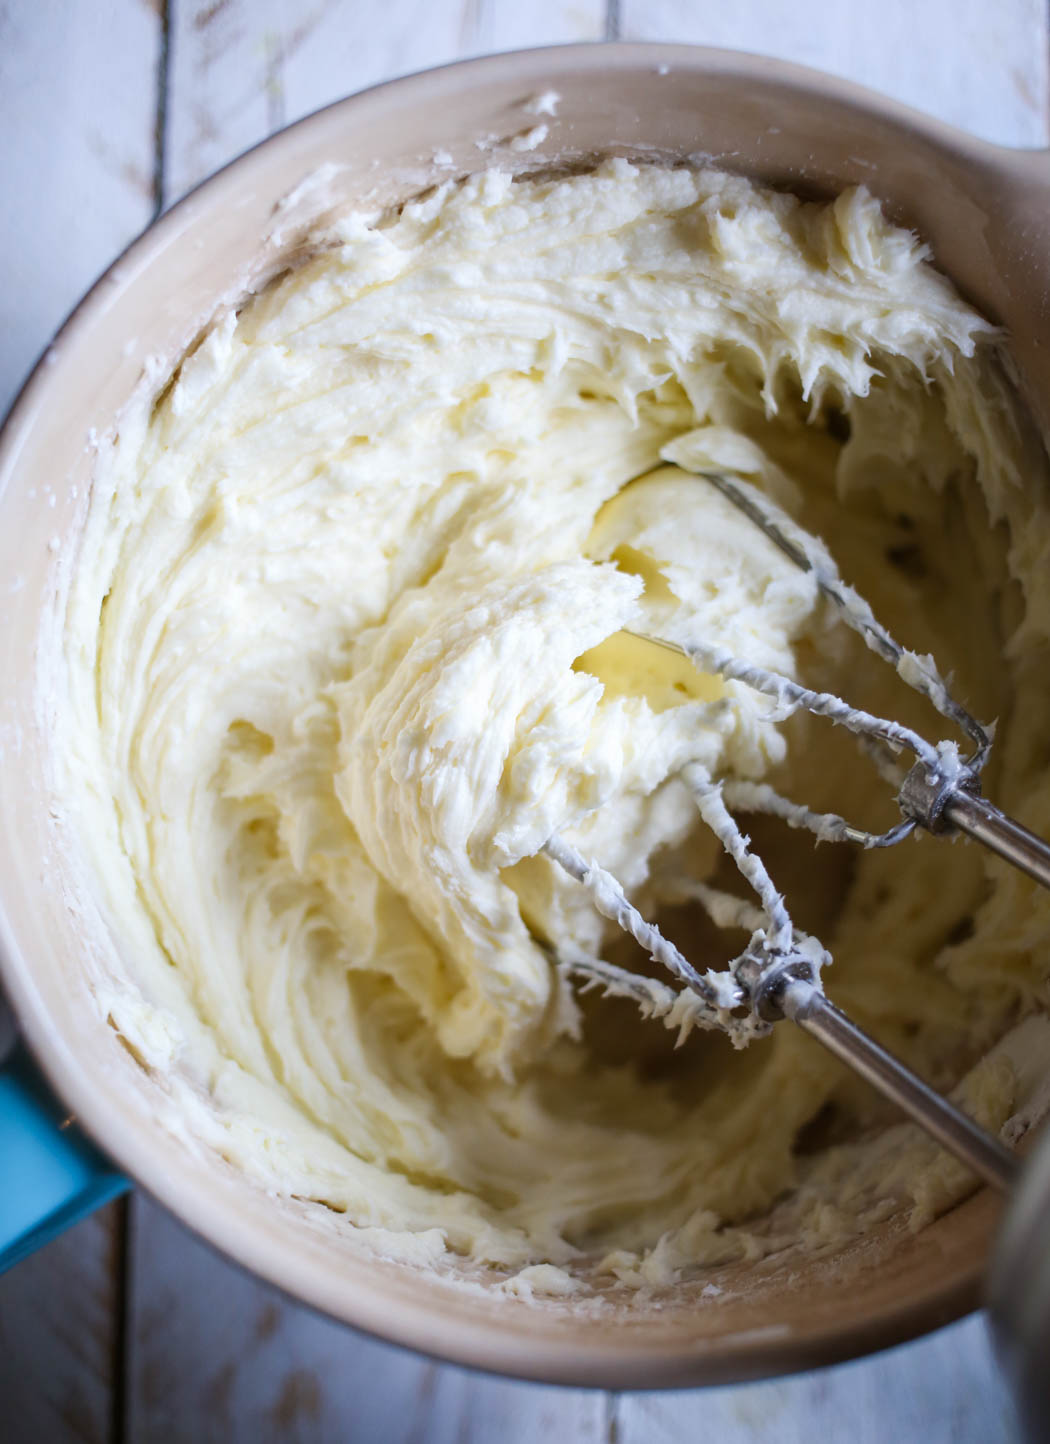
top-left (0, 1040), bottom-right (128, 1272)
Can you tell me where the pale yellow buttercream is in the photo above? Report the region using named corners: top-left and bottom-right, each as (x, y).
top-left (60, 161), bottom-right (1050, 1287)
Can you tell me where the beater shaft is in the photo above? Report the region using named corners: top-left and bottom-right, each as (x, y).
top-left (944, 792), bottom-right (1050, 891)
top-left (896, 756), bottom-right (1050, 888)
top-left (777, 979), bottom-right (1019, 1192)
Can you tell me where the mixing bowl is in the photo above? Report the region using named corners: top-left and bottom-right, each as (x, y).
top-left (1, 43), bottom-right (1048, 1387)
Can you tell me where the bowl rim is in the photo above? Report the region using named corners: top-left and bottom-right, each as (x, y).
top-left (0, 39), bottom-right (1027, 1387)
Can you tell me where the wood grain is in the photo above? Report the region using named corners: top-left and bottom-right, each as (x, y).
top-left (163, 0), bottom-right (606, 204)
top-left (622, 0), bottom-right (1050, 146)
top-left (470, 0), bottom-right (606, 55)
top-left (124, 1195), bottom-right (607, 1444)
top-left (0, 0), bottom-right (162, 414)
top-left (0, 4), bottom-right (158, 1441)
top-left (613, 1314), bottom-right (1017, 1443)
top-left (0, 1203), bottom-right (126, 1444)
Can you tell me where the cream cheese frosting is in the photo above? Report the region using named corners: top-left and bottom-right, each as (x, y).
top-left (60, 160), bottom-right (1050, 1287)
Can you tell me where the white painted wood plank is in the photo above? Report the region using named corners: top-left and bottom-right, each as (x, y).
top-left (621, 0), bottom-right (1050, 147)
top-left (473, 0), bottom-right (606, 53)
top-left (0, 0), bottom-right (163, 415)
top-left (164, 0), bottom-right (606, 204)
top-left (164, 0), bottom-right (463, 204)
top-left (0, 4), bottom-right (159, 1440)
top-left (614, 1314), bottom-right (1019, 1444)
top-left (125, 1195), bottom-right (607, 1444)
top-left (0, 1204), bottom-right (124, 1444)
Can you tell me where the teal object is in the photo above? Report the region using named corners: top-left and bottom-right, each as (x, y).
top-left (0, 1040), bottom-right (128, 1272)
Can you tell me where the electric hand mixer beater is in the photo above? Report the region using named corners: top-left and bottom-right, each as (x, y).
top-left (541, 469), bottom-right (1050, 1187)
top-left (542, 469), bottom-right (1050, 1433)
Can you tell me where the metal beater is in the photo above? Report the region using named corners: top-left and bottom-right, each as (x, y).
top-left (544, 471), bottom-right (1050, 1194)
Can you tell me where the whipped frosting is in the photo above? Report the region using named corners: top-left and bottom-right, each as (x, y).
top-left (59, 160), bottom-right (1050, 1288)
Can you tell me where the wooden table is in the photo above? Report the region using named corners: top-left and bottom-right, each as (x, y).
top-left (0, 3), bottom-right (1044, 1439)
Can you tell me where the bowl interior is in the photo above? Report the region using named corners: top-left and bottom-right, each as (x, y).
top-left (1, 45), bottom-right (1047, 1386)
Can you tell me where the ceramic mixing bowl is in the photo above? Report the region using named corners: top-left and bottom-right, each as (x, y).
top-left (2, 43), bottom-right (1048, 1386)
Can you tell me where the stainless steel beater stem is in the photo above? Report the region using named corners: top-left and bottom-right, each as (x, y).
top-left (943, 791), bottom-right (1050, 891)
top-left (779, 979), bottom-right (1020, 1193)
